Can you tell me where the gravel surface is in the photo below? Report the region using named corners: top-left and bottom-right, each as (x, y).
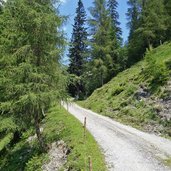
top-left (42, 140), bottom-right (67, 171)
top-left (63, 102), bottom-right (171, 171)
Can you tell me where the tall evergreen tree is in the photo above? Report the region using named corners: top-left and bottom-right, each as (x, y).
top-left (68, 0), bottom-right (87, 98)
top-left (88, 0), bottom-right (111, 89)
top-left (0, 0), bottom-right (67, 150)
top-left (126, 0), bottom-right (144, 65)
top-left (164, 0), bottom-right (171, 40)
top-left (126, 0), bottom-right (141, 41)
top-left (126, 0), bottom-right (168, 66)
top-left (107, 0), bottom-right (123, 77)
top-left (137, 0), bottom-right (167, 47)
top-left (107, 0), bottom-right (122, 41)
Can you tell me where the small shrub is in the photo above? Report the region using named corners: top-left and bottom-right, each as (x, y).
top-left (120, 101), bottom-right (127, 107)
top-left (111, 86), bottom-right (124, 96)
top-left (145, 51), bottom-right (169, 86)
top-left (25, 154), bottom-right (48, 171)
top-left (165, 58), bottom-right (171, 70)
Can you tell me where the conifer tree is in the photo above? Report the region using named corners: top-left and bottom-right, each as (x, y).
top-left (68, 0), bottom-right (87, 98)
top-left (137, 0), bottom-right (167, 47)
top-left (126, 0), bottom-right (144, 65)
top-left (107, 0), bottom-right (123, 77)
top-left (126, 0), bottom-right (140, 41)
top-left (107, 0), bottom-right (122, 41)
top-left (126, 0), bottom-right (168, 66)
top-left (164, 0), bottom-right (171, 40)
top-left (0, 0), bottom-right (67, 151)
top-left (88, 0), bottom-right (111, 89)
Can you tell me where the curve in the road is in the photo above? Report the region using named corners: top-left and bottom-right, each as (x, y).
top-left (63, 103), bottom-right (171, 171)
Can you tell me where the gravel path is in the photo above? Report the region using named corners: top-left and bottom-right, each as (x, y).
top-left (63, 102), bottom-right (171, 171)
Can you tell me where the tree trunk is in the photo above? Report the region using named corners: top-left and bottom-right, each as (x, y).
top-left (101, 72), bottom-right (104, 86)
top-left (34, 111), bottom-right (47, 152)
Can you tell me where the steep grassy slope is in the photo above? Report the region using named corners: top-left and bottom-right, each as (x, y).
top-left (0, 106), bottom-right (106, 171)
top-left (80, 43), bottom-right (171, 137)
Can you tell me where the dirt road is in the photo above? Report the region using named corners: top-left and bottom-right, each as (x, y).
top-left (63, 103), bottom-right (171, 171)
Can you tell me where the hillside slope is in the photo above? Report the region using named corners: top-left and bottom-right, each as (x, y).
top-left (80, 43), bottom-right (171, 138)
top-left (0, 106), bottom-right (106, 171)
top-left (64, 103), bottom-right (171, 171)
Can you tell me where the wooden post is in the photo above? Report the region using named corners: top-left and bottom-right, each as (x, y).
top-left (67, 103), bottom-right (68, 111)
top-left (89, 156), bottom-right (92, 171)
top-left (83, 117), bottom-right (86, 143)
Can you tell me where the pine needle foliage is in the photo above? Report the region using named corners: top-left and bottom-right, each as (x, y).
top-left (0, 0), bottom-right (67, 150)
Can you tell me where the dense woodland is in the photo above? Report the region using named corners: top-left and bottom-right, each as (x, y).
top-left (68, 0), bottom-right (171, 98)
top-left (0, 0), bottom-right (67, 152)
top-left (0, 0), bottom-right (171, 165)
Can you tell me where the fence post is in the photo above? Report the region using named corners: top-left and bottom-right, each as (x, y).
top-left (89, 156), bottom-right (92, 171)
top-left (83, 117), bottom-right (86, 143)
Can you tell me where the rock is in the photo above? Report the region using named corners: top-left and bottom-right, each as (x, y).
top-left (135, 86), bottom-right (150, 100)
top-left (27, 127), bottom-right (44, 143)
top-left (42, 140), bottom-right (68, 171)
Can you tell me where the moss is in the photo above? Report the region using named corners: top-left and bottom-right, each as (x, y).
top-left (164, 158), bottom-right (171, 167)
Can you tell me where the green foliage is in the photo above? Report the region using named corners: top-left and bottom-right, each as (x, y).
top-left (43, 106), bottom-right (107, 171)
top-left (0, 139), bottom-right (37, 171)
top-left (0, 106), bottom-right (107, 170)
top-left (145, 43), bottom-right (171, 91)
top-left (111, 86), bottom-right (124, 96)
top-left (127, 0), bottom-right (171, 66)
top-left (126, 0), bottom-right (141, 41)
top-left (0, 133), bottom-right (13, 151)
top-left (79, 43), bottom-right (171, 137)
top-left (164, 157), bottom-right (171, 167)
top-left (107, 0), bottom-right (122, 42)
top-left (0, 0), bottom-right (67, 150)
top-left (85, 0), bottom-right (124, 95)
top-left (0, 117), bottom-right (17, 152)
top-left (164, 0), bottom-right (171, 41)
top-left (0, 117), bottom-right (17, 133)
top-left (25, 155), bottom-right (48, 171)
top-left (68, 0), bottom-right (88, 99)
top-left (137, 0), bottom-right (167, 47)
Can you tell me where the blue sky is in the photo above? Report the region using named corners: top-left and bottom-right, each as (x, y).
top-left (60, 0), bottom-right (129, 41)
top-left (59, 0), bottom-right (129, 63)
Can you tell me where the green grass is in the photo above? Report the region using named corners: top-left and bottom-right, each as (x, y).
top-left (0, 105), bottom-right (106, 171)
top-left (43, 105), bottom-right (106, 171)
top-left (78, 42), bottom-right (171, 137)
top-left (164, 158), bottom-right (171, 167)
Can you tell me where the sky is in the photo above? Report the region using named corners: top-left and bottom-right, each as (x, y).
top-left (59, 0), bottom-right (129, 63)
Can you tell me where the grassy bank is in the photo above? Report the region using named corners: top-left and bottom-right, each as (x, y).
top-left (0, 105), bottom-right (106, 171)
top-left (78, 43), bottom-right (171, 138)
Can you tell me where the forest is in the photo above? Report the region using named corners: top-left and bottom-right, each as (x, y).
top-left (67, 0), bottom-right (171, 98)
top-left (0, 0), bottom-right (171, 170)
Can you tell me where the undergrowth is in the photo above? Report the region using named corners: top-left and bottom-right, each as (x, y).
top-left (0, 105), bottom-right (106, 171)
top-left (78, 42), bottom-right (171, 138)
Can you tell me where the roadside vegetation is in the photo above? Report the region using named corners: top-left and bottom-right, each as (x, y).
top-left (1, 0), bottom-right (171, 170)
top-left (0, 0), bottom-right (106, 170)
top-left (79, 43), bottom-right (171, 138)
top-left (0, 105), bottom-right (106, 171)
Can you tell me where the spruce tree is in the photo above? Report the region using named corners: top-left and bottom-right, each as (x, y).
top-left (138, 0), bottom-right (167, 47)
top-left (126, 0), bottom-right (140, 41)
top-left (126, 0), bottom-right (144, 65)
top-left (107, 0), bottom-right (122, 41)
top-left (68, 0), bottom-right (87, 98)
top-left (107, 0), bottom-right (123, 77)
top-left (164, 0), bottom-right (171, 40)
top-left (88, 0), bottom-right (111, 90)
top-left (126, 0), bottom-right (168, 66)
top-left (0, 0), bottom-right (67, 151)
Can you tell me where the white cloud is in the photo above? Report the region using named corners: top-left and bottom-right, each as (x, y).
top-left (59, 0), bottom-right (69, 4)
top-left (63, 26), bottom-right (67, 31)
